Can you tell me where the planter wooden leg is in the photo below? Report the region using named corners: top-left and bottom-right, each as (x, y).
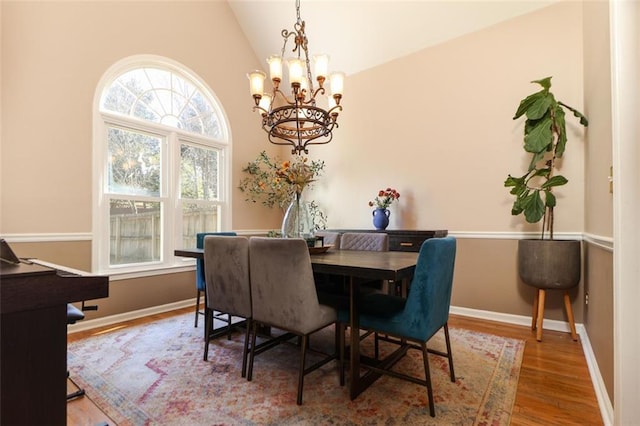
top-left (531, 289), bottom-right (539, 330)
top-left (563, 291), bottom-right (578, 341)
top-left (536, 289), bottom-right (545, 342)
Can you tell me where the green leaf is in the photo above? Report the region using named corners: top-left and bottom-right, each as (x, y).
top-left (526, 93), bottom-right (553, 120)
top-left (541, 175), bottom-right (568, 189)
top-left (524, 116), bottom-right (553, 153)
top-left (554, 106), bottom-right (568, 157)
top-left (511, 204), bottom-right (524, 216)
top-left (527, 151), bottom-right (546, 172)
top-left (504, 175), bottom-right (523, 187)
top-left (532, 77), bottom-right (552, 90)
top-left (532, 167), bottom-right (550, 178)
top-left (523, 190), bottom-right (545, 223)
top-left (514, 91), bottom-right (545, 120)
top-left (545, 190), bottom-right (556, 208)
top-left (559, 101), bottom-right (589, 127)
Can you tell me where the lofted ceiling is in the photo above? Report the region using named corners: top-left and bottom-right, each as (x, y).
top-left (229, 0), bottom-right (557, 77)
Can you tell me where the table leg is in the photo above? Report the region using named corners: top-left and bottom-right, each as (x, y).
top-left (349, 275), bottom-right (360, 399)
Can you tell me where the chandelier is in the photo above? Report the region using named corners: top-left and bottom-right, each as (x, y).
top-left (247, 0), bottom-right (344, 155)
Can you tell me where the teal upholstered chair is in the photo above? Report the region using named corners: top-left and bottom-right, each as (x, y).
top-left (338, 236), bottom-right (457, 417)
top-left (195, 232), bottom-right (237, 327)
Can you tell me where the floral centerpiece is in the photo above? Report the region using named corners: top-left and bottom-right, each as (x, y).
top-left (276, 157), bottom-right (318, 197)
top-left (369, 188), bottom-right (400, 209)
top-left (369, 188), bottom-right (400, 230)
top-left (239, 151), bottom-right (325, 210)
top-left (238, 151), bottom-right (326, 235)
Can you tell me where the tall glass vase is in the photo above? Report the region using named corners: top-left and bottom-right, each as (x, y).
top-left (282, 192), bottom-right (313, 239)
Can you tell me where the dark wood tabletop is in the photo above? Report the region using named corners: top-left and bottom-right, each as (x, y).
top-left (309, 249), bottom-right (417, 281)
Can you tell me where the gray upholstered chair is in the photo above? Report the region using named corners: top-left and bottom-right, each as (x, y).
top-left (340, 232), bottom-right (388, 252)
top-left (341, 232), bottom-right (390, 293)
top-left (247, 237), bottom-right (339, 405)
top-left (203, 235), bottom-right (252, 378)
top-left (195, 231), bottom-right (237, 327)
top-left (314, 231), bottom-right (341, 249)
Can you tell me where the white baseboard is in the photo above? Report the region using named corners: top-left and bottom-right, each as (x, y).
top-left (449, 305), bottom-right (613, 426)
top-left (67, 299), bottom-right (196, 334)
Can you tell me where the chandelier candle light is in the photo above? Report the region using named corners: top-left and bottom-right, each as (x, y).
top-left (247, 0), bottom-right (345, 155)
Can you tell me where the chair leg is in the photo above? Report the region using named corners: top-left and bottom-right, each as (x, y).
top-left (536, 289), bottom-right (546, 342)
top-left (531, 289), bottom-right (539, 330)
top-left (563, 291), bottom-right (578, 341)
top-left (443, 323), bottom-right (455, 382)
top-left (241, 319), bottom-right (252, 378)
top-left (247, 321), bottom-right (258, 381)
top-left (227, 313), bottom-right (233, 340)
top-left (297, 335), bottom-right (308, 405)
top-left (374, 332), bottom-right (380, 360)
top-left (67, 371), bottom-right (86, 401)
top-left (195, 289), bottom-right (201, 327)
top-left (338, 323), bottom-right (346, 386)
top-left (421, 341), bottom-right (435, 417)
top-left (203, 308), bottom-right (212, 361)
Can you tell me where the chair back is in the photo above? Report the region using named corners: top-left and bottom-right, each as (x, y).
top-left (249, 237), bottom-right (336, 334)
top-left (203, 235), bottom-right (251, 318)
top-left (340, 232), bottom-right (388, 251)
top-left (196, 232), bottom-right (237, 291)
top-left (402, 236), bottom-right (457, 341)
top-left (314, 231), bottom-right (341, 249)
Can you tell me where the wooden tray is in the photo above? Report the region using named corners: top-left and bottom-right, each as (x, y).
top-left (308, 245), bottom-right (333, 255)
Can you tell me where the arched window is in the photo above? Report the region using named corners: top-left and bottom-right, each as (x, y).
top-left (93, 56), bottom-right (231, 275)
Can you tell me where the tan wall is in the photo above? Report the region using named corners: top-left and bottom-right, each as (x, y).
top-left (310, 2), bottom-right (585, 234)
top-left (0, 0), bottom-right (282, 235)
top-left (582, 0), bottom-right (615, 402)
top-left (584, 243), bottom-right (614, 400)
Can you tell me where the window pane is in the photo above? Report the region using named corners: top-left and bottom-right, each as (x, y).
top-left (101, 67), bottom-right (222, 138)
top-left (110, 199), bottom-right (161, 265)
top-left (181, 203), bottom-right (220, 249)
top-left (108, 128), bottom-right (161, 196)
top-left (180, 144), bottom-right (218, 200)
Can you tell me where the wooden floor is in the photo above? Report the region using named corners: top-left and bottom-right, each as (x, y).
top-left (67, 308), bottom-right (603, 425)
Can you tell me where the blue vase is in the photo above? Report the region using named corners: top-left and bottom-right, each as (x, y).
top-left (372, 208), bottom-right (390, 230)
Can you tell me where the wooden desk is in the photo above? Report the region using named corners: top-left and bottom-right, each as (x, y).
top-left (310, 249), bottom-right (418, 399)
top-left (0, 261), bottom-right (109, 426)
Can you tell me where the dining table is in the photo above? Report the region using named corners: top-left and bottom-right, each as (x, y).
top-left (174, 245), bottom-right (419, 400)
top-left (309, 249), bottom-right (418, 399)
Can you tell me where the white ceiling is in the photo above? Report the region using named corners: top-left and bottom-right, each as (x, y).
top-left (229, 0), bottom-right (557, 76)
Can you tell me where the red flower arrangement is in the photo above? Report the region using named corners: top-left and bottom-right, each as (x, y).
top-left (369, 188), bottom-right (400, 209)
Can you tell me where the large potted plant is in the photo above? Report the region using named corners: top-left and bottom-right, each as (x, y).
top-left (504, 77), bottom-right (588, 320)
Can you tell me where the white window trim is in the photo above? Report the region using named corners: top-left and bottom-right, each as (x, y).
top-left (92, 55), bottom-right (232, 276)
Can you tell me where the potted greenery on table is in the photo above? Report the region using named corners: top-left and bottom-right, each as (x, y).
top-left (504, 77), bottom-right (588, 340)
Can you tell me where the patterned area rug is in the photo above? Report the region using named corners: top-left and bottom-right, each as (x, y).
top-left (68, 312), bottom-right (524, 425)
